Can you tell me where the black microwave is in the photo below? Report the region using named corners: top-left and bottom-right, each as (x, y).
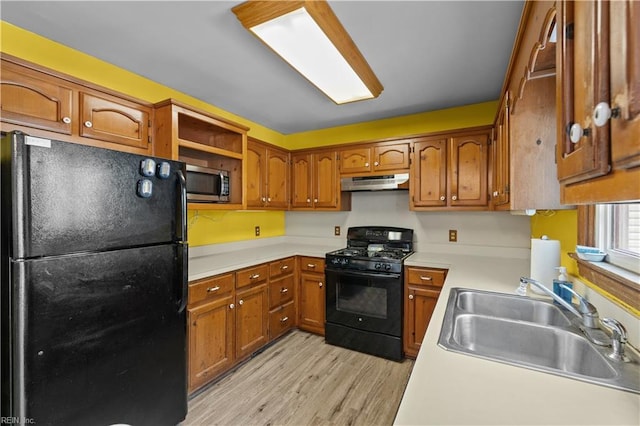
top-left (185, 165), bottom-right (230, 202)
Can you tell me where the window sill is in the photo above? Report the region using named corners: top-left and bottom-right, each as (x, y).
top-left (569, 252), bottom-right (640, 312)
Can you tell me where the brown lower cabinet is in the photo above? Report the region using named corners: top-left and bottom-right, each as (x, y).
top-left (403, 266), bottom-right (448, 358)
top-left (297, 256), bottom-right (326, 336)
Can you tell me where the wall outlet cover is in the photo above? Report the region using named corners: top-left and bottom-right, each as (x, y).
top-left (449, 229), bottom-right (457, 242)
top-left (255, 226), bottom-right (260, 237)
top-left (334, 226), bottom-right (341, 236)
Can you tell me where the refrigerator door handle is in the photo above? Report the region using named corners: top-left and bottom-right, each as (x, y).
top-left (176, 170), bottom-right (187, 243)
top-left (177, 244), bottom-right (188, 313)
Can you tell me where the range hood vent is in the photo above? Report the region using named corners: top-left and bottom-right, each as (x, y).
top-left (341, 173), bottom-right (409, 192)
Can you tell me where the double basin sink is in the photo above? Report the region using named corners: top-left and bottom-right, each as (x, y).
top-left (438, 288), bottom-right (639, 394)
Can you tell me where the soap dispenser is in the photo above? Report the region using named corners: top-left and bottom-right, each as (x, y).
top-left (553, 266), bottom-right (572, 304)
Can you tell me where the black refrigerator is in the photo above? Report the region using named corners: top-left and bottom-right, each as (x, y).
top-left (1, 132), bottom-right (188, 425)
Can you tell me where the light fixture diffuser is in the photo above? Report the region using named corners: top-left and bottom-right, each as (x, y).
top-left (232, 0), bottom-right (383, 104)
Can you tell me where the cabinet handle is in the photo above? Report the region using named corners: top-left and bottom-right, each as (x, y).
top-left (374, 161), bottom-right (379, 166)
top-left (493, 191), bottom-right (499, 197)
top-left (238, 299), bottom-right (244, 305)
top-left (314, 198), bottom-right (318, 203)
top-left (307, 263), bottom-right (316, 268)
top-left (261, 197), bottom-right (266, 202)
top-left (61, 116), bottom-right (71, 124)
top-left (452, 195), bottom-right (457, 201)
top-left (281, 288), bottom-right (289, 294)
top-left (440, 196), bottom-right (445, 201)
top-left (318, 282), bottom-right (323, 288)
top-left (84, 121), bottom-right (93, 128)
top-left (409, 294), bottom-right (414, 300)
top-left (280, 265), bottom-right (289, 270)
top-left (306, 198), bottom-right (311, 203)
top-left (280, 316), bottom-right (289, 323)
top-left (420, 276), bottom-right (433, 281)
top-left (206, 286), bottom-right (220, 293)
top-left (593, 102), bottom-right (621, 127)
top-left (229, 303), bottom-right (235, 309)
top-left (365, 162), bottom-right (369, 167)
top-left (249, 273), bottom-right (260, 280)
top-left (568, 122), bottom-right (590, 144)
top-left (267, 197), bottom-right (271, 202)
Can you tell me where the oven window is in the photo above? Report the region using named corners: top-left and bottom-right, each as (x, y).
top-left (336, 278), bottom-right (387, 319)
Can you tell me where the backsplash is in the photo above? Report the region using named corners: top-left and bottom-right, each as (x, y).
top-left (285, 191), bottom-right (531, 258)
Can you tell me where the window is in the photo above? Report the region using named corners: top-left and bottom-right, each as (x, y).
top-left (596, 203), bottom-right (640, 274)
top-left (596, 204), bottom-right (640, 272)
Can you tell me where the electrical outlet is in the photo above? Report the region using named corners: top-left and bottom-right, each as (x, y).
top-left (334, 226), bottom-right (341, 236)
top-left (255, 226), bottom-right (260, 237)
top-left (449, 229), bottom-right (457, 242)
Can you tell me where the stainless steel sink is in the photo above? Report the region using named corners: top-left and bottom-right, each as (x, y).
top-left (438, 288), bottom-right (640, 394)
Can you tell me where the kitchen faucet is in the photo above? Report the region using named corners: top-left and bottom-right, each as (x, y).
top-left (518, 277), bottom-right (600, 328)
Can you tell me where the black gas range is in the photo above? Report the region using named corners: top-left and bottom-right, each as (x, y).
top-left (325, 226), bottom-right (414, 361)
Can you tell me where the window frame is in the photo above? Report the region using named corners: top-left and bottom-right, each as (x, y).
top-left (576, 206), bottom-right (640, 311)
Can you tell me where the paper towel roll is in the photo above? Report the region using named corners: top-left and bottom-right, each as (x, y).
top-left (530, 237), bottom-right (560, 294)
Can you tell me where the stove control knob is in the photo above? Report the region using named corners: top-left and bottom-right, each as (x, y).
top-left (384, 264), bottom-right (391, 271)
top-left (375, 263), bottom-right (381, 270)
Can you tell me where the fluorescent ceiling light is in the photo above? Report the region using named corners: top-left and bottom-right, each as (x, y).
top-left (232, 1), bottom-right (383, 104)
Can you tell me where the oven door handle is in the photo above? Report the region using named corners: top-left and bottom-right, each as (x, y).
top-left (326, 268), bottom-right (400, 280)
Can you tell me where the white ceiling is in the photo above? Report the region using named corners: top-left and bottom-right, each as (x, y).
top-left (1, 1), bottom-right (524, 134)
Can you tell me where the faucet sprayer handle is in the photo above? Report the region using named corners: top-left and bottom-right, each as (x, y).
top-left (601, 318), bottom-right (627, 343)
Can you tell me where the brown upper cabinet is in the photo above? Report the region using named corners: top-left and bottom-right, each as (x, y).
top-left (339, 142), bottom-right (410, 176)
top-left (492, 1), bottom-right (567, 211)
top-left (1, 54), bottom-right (153, 155)
top-left (290, 149), bottom-right (351, 211)
top-left (247, 139), bottom-right (290, 209)
top-left (154, 99), bottom-right (248, 209)
top-left (556, 0), bottom-right (640, 203)
top-left (410, 128), bottom-right (490, 210)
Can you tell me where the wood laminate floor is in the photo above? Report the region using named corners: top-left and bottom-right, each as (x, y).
top-left (183, 330), bottom-right (414, 426)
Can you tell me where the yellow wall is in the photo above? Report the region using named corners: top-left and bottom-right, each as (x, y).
top-left (530, 210), bottom-right (578, 276)
top-left (1, 21), bottom-right (496, 246)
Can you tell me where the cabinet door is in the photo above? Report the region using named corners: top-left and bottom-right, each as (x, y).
top-left (269, 274), bottom-right (295, 310)
top-left (235, 284), bottom-right (269, 360)
top-left (403, 286), bottom-right (440, 358)
top-left (449, 132), bottom-right (489, 207)
top-left (246, 140), bottom-right (266, 207)
top-left (188, 293), bottom-right (235, 393)
top-left (291, 153), bottom-right (313, 209)
top-left (339, 147), bottom-right (371, 175)
top-left (609, 0), bottom-right (640, 169)
top-left (79, 91), bottom-right (151, 151)
top-left (492, 97), bottom-right (510, 207)
top-left (267, 147), bottom-right (290, 208)
top-left (411, 138), bottom-right (448, 207)
top-left (313, 150), bottom-right (339, 208)
top-left (556, 0), bottom-right (610, 184)
top-left (0, 61), bottom-right (73, 135)
top-left (298, 272), bottom-right (325, 335)
top-left (374, 143), bottom-right (410, 172)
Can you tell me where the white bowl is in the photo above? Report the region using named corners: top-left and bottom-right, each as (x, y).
top-left (577, 252), bottom-right (606, 262)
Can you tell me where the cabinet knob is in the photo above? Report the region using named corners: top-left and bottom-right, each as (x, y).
top-left (281, 288), bottom-right (288, 294)
top-left (261, 197), bottom-right (266, 202)
top-left (593, 102), bottom-right (621, 127)
top-left (440, 196), bottom-right (445, 201)
top-left (280, 316), bottom-right (289, 323)
top-left (374, 161), bottom-right (379, 166)
top-left (493, 191), bottom-right (498, 197)
top-left (229, 303), bottom-right (235, 309)
top-left (61, 116), bottom-right (71, 124)
top-left (84, 121), bottom-right (93, 128)
top-left (314, 198), bottom-right (318, 203)
top-left (249, 273), bottom-right (260, 280)
top-left (365, 162), bottom-right (369, 167)
top-left (306, 198), bottom-right (311, 203)
top-left (267, 197), bottom-right (271, 202)
top-left (409, 294), bottom-right (414, 300)
top-left (206, 286), bottom-right (220, 293)
top-left (280, 265), bottom-right (289, 270)
top-left (452, 195), bottom-right (457, 201)
top-left (318, 282), bottom-right (323, 288)
top-left (238, 299), bottom-right (244, 305)
top-left (568, 122), bottom-right (590, 144)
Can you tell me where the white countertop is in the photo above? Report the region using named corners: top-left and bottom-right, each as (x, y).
top-left (188, 240), bottom-right (640, 425)
top-left (397, 252), bottom-right (640, 426)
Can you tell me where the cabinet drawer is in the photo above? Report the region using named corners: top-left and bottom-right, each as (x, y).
top-left (269, 274), bottom-right (295, 309)
top-left (269, 257), bottom-right (295, 279)
top-left (188, 273), bottom-right (234, 305)
top-left (299, 256), bottom-right (325, 273)
top-left (269, 300), bottom-right (296, 340)
top-left (236, 263), bottom-right (269, 288)
top-left (406, 267), bottom-right (447, 287)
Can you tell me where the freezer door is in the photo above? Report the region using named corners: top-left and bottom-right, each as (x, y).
top-left (5, 133), bottom-right (186, 258)
top-left (11, 244), bottom-right (187, 426)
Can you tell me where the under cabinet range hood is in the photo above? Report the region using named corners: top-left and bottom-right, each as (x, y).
top-left (340, 173), bottom-right (409, 191)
